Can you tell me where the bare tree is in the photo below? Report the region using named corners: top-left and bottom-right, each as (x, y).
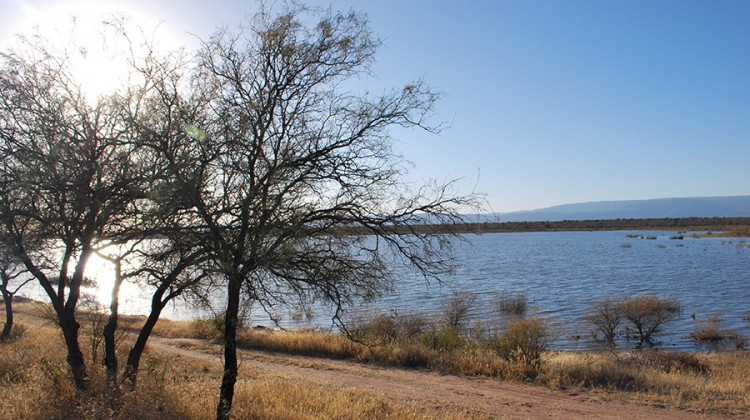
top-left (617, 295), bottom-right (681, 347)
top-left (0, 26), bottom-right (150, 391)
top-left (111, 26), bottom-right (219, 390)
top-left (441, 290), bottom-right (478, 335)
top-left (1, 10), bottom-right (481, 415)
top-left (0, 18), bottom-right (217, 398)
top-left (586, 297), bottom-right (621, 350)
top-left (167, 5), bottom-right (484, 418)
top-left (90, 235), bottom-right (213, 397)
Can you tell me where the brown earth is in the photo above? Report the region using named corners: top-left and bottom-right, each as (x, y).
top-left (147, 336), bottom-right (736, 420)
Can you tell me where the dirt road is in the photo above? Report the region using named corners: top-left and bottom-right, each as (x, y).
top-left (146, 336), bottom-right (730, 420)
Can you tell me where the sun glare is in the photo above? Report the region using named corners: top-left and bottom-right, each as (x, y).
top-left (13, 2), bottom-right (179, 105)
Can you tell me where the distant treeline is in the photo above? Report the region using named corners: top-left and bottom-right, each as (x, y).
top-left (409, 217), bottom-right (750, 235)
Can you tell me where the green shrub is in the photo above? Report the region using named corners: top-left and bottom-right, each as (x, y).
top-left (485, 318), bottom-right (550, 376)
top-left (190, 316), bottom-right (224, 340)
top-left (419, 327), bottom-right (464, 352)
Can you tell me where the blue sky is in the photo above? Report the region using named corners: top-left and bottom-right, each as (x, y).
top-left (3, 0), bottom-right (749, 213)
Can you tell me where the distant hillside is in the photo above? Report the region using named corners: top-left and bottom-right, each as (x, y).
top-left (498, 195), bottom-right (750, 222)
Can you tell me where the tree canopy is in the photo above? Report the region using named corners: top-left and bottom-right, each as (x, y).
top-left (0, 5), bottom-right (481, 418)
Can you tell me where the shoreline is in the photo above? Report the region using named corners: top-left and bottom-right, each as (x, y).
top-left (5, 305), bottom-right (747, 418)
top-left (411, 216), bottom-right (750, 236)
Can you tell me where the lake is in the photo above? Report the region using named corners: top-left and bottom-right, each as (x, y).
top-left (408, 231), bottom-right (749, 350)
top-left (22, 230), bottom-right (750, 351)
top-left (241, 230), bottom-right (750, 351)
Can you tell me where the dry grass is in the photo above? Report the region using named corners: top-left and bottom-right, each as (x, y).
top-left (2, 308), bottom-right (490, 419)
top-left (545, 351), bottom-right (750, 415)
top-left (691, 225), bottom-right (750, 238)
top-left (5, 303), bottom-right (750, 417)
top-left (221, 322), bottom-right (750, 416)
top-left (725, 225), bottom-right (750, 237)
top-left (236, 328), bottom-right (360, 360)
top-left (224, 322), bottom-right (750, 415)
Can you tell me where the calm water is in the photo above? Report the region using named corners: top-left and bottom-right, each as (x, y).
top-left (374, 231), bottom-right (750, 351)
top-left (245, 230), bottom-right (750, 351)
top-left (22, 230), bottom-right (750, 351)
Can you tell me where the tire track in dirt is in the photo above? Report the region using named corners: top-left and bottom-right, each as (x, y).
top-left (146, 336), bottom-right (730, 419)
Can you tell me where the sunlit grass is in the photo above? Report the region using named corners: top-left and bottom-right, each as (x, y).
top-left (2, 307), bottom-right (492, 419)
top-left (545, 351), bottom-right (750, 414)
top-left (4, 302), bottom-right (750, 417)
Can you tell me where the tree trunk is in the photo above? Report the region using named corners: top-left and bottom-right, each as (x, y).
top-left (217, 276), bottom-right (241, 420)
top-left (59, 308), bottom-right (88, 391)
top-left (61, 247), bottom-right (91, 391)
top-left (122, 290), bottom-right (166, 389)
top-left (1, 288), bottom-right (12, 341)
top-left (15, 243), bottom-right (90, 391)
top-left (103, 260), bottom-right (124, 399)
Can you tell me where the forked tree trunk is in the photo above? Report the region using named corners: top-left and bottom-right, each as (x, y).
top-left (217, 276), bottom-right (242, 420)
top-left (63, 249), bottom-right (91, 391)
top-left (18, 251), bottom-right (89, 390)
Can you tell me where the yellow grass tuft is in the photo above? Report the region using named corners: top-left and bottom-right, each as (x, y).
top-left (236, 328), bottom-right (361, 359)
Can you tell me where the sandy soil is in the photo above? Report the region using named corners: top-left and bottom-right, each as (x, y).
top-left (146, 336), bottom-right (734, 420)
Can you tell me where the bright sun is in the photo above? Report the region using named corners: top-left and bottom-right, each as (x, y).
top-left (15, 2), bottom-right (179, 105)
top-left (9, 2), bottom-right (181, 305)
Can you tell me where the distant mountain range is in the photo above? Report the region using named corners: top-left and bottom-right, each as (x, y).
top-left (496, 195), bottom-right (750, 222)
